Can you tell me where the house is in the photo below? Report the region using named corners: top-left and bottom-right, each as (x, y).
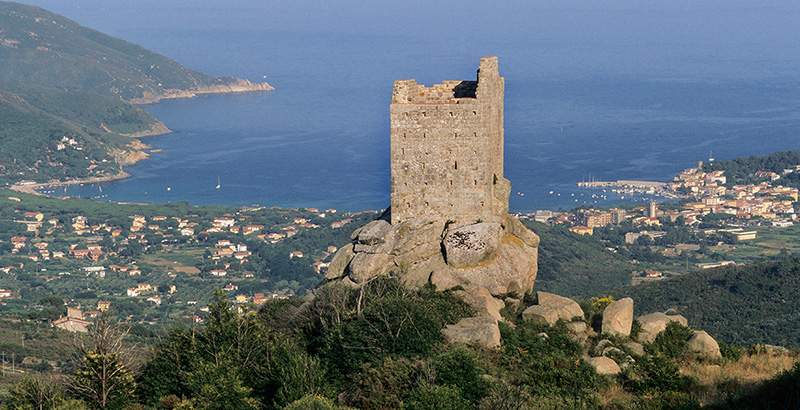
top-left (568, 226), bottom-right (593, 236)
top-left (210, 269), bottom-right (227, 277)
top-left (0, 289), bottom-right (12, 298)
top-left (213, 218), bottom-right (235, 228)
top-left (97, 301), bottom-right (111, 311)
top-left (137, 283), bottom-right (153, 293)
top-left (24, 212), bottom-right (44, 221)
top-left (223, 283), bottom-right (239, 292)
top-left (253, 293), bottom-right (267, 305)
top-left (146, 296), bottom-right (162, 306)
top-left (127, 288), bottom-right (140, 297)
top-left (235, 294), bottom-right (248, 303)
top-left (52, 307), bottom-right (91, 333)
top-left (644, 270), bottom-right (663, 278)
top-left (244, 272), bottom-right (255, 279)
top-left (289, 251), bottom-right (304, 259)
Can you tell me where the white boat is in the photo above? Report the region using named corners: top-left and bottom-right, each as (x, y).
top-left (216, 176), bottom-right (221, 189)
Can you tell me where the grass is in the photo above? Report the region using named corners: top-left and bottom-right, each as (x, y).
top-left (680, 351), bottom-right (800, 405)
top-left (137, 249), bottom-right (204, 274)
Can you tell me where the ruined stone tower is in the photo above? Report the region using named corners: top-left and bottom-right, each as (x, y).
top-left (390, 56), bottom-right (510, 224)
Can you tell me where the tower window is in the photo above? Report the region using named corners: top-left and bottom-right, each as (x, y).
top-left (454, 161), bottom-right (458, 170)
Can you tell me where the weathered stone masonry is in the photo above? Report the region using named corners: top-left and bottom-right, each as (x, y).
top-left (390, 56), bottom-right (510, 224)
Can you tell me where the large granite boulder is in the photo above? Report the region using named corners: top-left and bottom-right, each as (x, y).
top-left (586, 356), bottom-right (621, 375)
top-left (522, 305), bottom-right (558, 325)
top-left (637, 312), bottom-right (689, 343)
top-left (443, 222), bottom-right (503, 268)
top-left (602, 298), bottom-right (634, 337)
top-left (443, 316), bottom-right (501, 348)
top-left (325, 243), bottom-right (355, 280)
top-left (687, 330), bottom-right (721, 359)
top-left (455, 288), bottom-right (505, 322)
top-left (537, 292), bottom-right (584, 321)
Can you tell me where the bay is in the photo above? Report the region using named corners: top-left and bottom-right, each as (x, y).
top-left (21, 1), bottom-right (800, 212)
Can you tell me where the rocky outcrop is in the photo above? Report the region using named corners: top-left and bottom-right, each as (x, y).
top-left (326, 211), bottom-right (539, 295)
top-left (128, 78), bottom-right (274, 104)
top-left (687, 330), bottom-right (721, 358)
top-left (637, 312), bottom-right (689, 343)
top-left (602, 298), bottom-right (634, 337)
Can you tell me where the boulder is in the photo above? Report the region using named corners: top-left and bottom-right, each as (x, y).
top-left (602, 298), bottom-right (634, 337)
top-left (430, 269), bottom-right (461, 291)
top-left (387, 217), bottom-right (445, 256)
top-left (537, 292), bottom-right (584, 321)
top-left (637, 312), bottom-right (689, 343)
top-left (594, 339), bottom-right (613, 357)
top-left (503, 215), bottom-right (540, 248)
top-left (522, 305), bottom-right (558, 325)
top-left (446, 234), bottom-right (537, 294)
top-left (454, 289), bottom-right (505, 322)
top-left (348, 252), bottom-right (393, 283)
top-left (325, 243), bottom-right (355, 280)
top-left (687, 331), bottom-right (721, 359)
top-left (357, 220), bottom-right (392, 245)
top-left (400, 255), bottom-right (446, 289)
top-left (566, 321), bottom-right (587, 334)
top-left (624, 341), bottom-right (645, 357)
top-left (443, 222), bottom-right (503, 268)
top-left (442, 316), bottom-right (500, 348)
top-left (586, 356), bottom-right (621, 375)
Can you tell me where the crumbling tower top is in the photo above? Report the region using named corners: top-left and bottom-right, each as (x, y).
top-left (389, 56), bottom-right (510, 224)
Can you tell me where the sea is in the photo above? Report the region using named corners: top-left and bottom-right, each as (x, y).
top-left (22, 1), bottom-right (800, 212)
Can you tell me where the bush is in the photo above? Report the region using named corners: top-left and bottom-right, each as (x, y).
top-left (283, 394), bottom-right (336, 410)
top-left (648, 322), bottom-right (694, 359)
top-left (432, 346), bottom-right (489, 404)
top-left (403, 384), bottom-right (469, 410)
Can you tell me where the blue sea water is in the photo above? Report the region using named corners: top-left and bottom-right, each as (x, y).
top-left (21, 1), bottom-right (800, 212)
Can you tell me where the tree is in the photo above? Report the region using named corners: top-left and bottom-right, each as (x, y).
top-left (68, 313), bottom-right (136, 410)
top-left (7, 374), bottom-right (68, 410)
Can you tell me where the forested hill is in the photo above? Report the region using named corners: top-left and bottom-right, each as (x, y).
top-left (703, 150), bottom-right (800, 188)
top-left (0, 1), bottom-right (271, 185)
top-left (612, 257), bottom-right (800, 348)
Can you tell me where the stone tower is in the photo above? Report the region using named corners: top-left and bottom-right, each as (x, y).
top-left (390, 56), bottom-right (510, 224)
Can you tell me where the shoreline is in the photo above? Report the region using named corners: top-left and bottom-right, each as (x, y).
top-left (127, 79), bottom-right (274, 105)
top-left (9, 172), bottom-right (132, 197)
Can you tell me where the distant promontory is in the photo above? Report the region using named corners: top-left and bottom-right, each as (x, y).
top-left (0, 1), bottom-right (273, 187)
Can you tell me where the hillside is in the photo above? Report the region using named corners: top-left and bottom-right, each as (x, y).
top-left (612, 257), bottom-right (800, 348)
top-left (0, 1), bottom-right (272, 185)
top-left (523, 220), bottom-right (635, 296)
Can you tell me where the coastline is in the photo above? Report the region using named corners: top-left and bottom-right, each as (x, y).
top-left (7, 79), bottom-right (274, 198)
top-left (10, 172), bottom-right (132, 197)
top-left (128, 79), bottom-right (275, 105)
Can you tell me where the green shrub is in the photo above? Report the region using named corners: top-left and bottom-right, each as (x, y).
top-left (403, 385), bottom-right (469, 410)
top-left (648, 322), bottom-right (694, 359)
top-left (432, 346), bottom-right (489, 404)
top-left (283, 394), bottom-right (336, 410)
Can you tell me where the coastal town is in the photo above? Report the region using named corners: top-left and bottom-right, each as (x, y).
top-left (530, 160), bottom-right (798, 233)
top-left (0, 194), bottom-right (376, 330)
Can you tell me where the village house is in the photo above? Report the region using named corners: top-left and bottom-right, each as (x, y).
top-left (98, 301), bottom-right (111, 311)
top-left (223, 283), bottom-right (239, 292)
top-left (127, 288), bottom-right (140, 297)
top-left (289, 251), bottom-right (304, 259)
top-left (0, 289), bottom-right (12, 298)
top-left (53, 307), bottom-right (91, 333)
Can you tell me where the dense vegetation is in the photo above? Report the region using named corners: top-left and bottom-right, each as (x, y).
top-left (0, 1), bottom-right (265, 184)
top-left (5, 279), bottom-right (800, 409)
top-left (523, 220), bottom-right (636, 296)
top-left (613, 257), bottom-right (800, 348)
top-left (703, 150), bottom-right (800, 188)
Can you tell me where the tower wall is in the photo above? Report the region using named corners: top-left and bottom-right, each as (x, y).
top-left (390, 57), bottom-right (508, 224)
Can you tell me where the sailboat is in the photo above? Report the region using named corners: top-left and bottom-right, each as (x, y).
top-left (709, 150), bottom-right (715, 162)
top-left (216, 177), bottom-right (221, 189)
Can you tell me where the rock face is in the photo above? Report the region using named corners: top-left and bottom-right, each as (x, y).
top-left (602, 298), bottom-right (634, 337)
top-left (327, 212), bottom-right (539, 294)
top-left (687, 330), bottom-right (721, 358)
top-left (637, 312), bottom-right (689, 343)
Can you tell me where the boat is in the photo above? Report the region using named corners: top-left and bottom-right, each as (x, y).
top-left (216, 176), bottom-right (221, 189)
